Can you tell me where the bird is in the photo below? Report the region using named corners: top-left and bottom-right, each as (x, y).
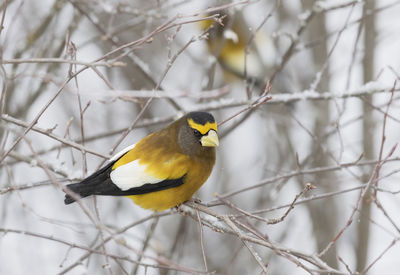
top-left (64, 112), bottom-right (219, 211)
top-left (199, 11), bottom-right (273, 86)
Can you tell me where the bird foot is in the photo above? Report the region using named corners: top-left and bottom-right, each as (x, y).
top-left (189, 197), bottom-right (202, 204)
top-left (174, 204), bottom-right (187, 215)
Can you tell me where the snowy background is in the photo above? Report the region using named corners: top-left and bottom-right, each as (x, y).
top-left (1, 0), bottom-right (400, 274)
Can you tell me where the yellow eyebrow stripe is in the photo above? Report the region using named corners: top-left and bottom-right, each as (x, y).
top-left (187, 118), bottom-right (217, 135)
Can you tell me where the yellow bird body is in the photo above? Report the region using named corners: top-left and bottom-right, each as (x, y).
top-left (112, 124), bottom-right (215, 210)
top-left (128, 157), bottom-right (213, 210)
top-left (64, 112), bottom-right (218, 211)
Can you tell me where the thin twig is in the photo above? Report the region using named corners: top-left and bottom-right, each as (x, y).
top-left (1, 114), bottom-right (110, 159)
top-left (196, 209), bottom-right (209, 274)
top-left (361, 238), bottom-right (399, 275)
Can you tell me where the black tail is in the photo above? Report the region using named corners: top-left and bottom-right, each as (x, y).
top-left (64, 160), bottom-right (116, 204)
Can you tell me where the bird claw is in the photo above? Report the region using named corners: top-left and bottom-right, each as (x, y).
top-left (174, 198), bottom-right (202, 214)
top-left (174, 204), bottom-right (187, 215)
top-left (189, 197), bottom-right (202, 204)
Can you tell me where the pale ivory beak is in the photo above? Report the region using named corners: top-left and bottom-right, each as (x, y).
top-left (200, 130), bottom-right (219, 147)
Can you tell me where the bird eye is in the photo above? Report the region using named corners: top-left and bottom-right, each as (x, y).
top-left (193, 129), bottom-right (202, 138)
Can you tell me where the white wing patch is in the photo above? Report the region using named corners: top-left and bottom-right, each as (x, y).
top-left (110, 160), bottom-right (163, 191)
top-left (110, 144), bottom-right (136, 162)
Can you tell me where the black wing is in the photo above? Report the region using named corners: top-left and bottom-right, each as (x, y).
top-left (64, 158), bottom-right (185, 204)
top-left (118, 177), bottom-right (185, 195)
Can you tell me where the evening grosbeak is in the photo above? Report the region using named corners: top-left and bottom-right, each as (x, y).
top-left (64, 112), bottom-right (219, 211)
top-left (200, 11), bottom-right (271, 85)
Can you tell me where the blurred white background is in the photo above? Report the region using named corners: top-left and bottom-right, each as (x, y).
top-left (1, 0), bottom-right (400, 274)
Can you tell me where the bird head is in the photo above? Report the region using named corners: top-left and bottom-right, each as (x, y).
top-left (177, 112), bottom-right (219, 156)
top-left (187, 112), bottom-right (219, 147)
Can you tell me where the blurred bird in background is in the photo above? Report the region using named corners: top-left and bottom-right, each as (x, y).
top-left (199, 9), bottom-right (276, 91)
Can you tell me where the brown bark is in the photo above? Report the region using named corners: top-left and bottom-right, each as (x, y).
top-left (302, 1), bottom-right (338, 268)
top-left (356, 0), bottom-right (376, 272)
